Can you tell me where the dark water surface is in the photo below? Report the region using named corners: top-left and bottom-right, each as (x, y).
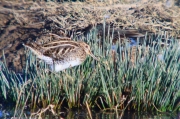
top-left (75, 111), bottom-right (179, 119)
top-left (0, 109), bottom-right (179, 119)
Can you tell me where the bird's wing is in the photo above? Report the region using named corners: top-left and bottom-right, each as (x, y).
top-left (23, 43), bottom-right (45, 55)
top-left (42, 41), bottom-right (80, 61)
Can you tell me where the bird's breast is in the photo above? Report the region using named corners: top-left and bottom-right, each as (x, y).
top-left (50, 58), bottom-right (83, 72)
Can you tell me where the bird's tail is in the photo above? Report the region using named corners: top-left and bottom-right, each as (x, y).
top-left (22, 43), bottom-right (43, 58)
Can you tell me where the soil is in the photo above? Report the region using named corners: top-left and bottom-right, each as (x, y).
top-left (0, 0), bottom-right (180, 73)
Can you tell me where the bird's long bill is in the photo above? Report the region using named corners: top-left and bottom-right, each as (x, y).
top-left (89, 51), bottom-right (99, 61)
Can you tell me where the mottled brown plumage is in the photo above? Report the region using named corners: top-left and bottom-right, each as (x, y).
top-left (23, 39), bottom-right (98, 72)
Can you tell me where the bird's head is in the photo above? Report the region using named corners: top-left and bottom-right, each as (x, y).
top-left (79, 42), bottom-right (99, 61)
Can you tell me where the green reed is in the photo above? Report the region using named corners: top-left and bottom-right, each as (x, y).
top-left (0, 27), bottom-right (180, 117)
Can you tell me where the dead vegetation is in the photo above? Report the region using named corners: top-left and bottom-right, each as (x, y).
top-left (0, 0), bottom-right (180, 72)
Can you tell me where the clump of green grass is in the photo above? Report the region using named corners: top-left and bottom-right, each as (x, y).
top-left (0, 27), bottom-right (179, 118)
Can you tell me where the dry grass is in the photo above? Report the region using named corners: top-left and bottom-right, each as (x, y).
top-left (1, 0), bottom-right (180, 33)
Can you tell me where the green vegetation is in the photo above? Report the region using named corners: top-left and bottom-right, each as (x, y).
top-left (0, 27), bottom-right (180, 118)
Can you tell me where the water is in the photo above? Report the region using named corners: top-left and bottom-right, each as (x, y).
top-left (0, 103), bottom-right (179, 119)
top-left (111, 37), bottom-right (167, 62)
top-left (1, 110), bottom-right (179, 119)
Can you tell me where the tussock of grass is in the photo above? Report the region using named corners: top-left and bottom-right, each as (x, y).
top-left (0, 27), bottom-right (180, 118)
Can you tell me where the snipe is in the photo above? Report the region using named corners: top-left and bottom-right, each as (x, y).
top-left (23, 38), bottom-right (98, 72)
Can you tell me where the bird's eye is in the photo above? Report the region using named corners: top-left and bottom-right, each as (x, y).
top-left (85, 45), bottom-right (89, 48)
